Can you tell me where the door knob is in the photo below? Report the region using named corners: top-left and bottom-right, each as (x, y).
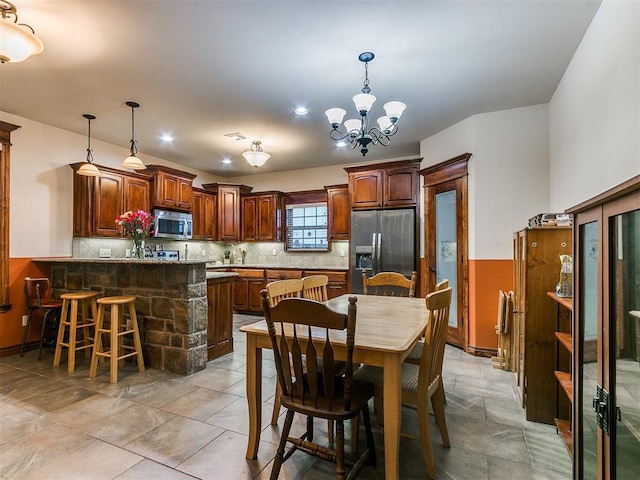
top-left (428, 266), bottom-right (436, 273)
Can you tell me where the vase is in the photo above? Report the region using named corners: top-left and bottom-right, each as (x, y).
top-left (132, 238), bottom-right (145, 259)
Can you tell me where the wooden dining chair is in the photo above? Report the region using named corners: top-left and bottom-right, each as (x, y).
top-left (354, 287), bottom-right (452, 479)
top-left (404, 279), bottom-right (449, 365)
top-left (261, 291), bottom-right (376, 480)
top-left (301, 274), bottom-right (329, 302)
top-left (265, 279), bottom-right (304, 425)
top-left (362, 271), bottom-right (417, 298)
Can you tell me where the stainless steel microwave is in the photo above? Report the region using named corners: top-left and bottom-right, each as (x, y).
top-left (153, 209), bottom-right (193, 239)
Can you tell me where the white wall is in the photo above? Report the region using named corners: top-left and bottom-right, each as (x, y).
top-left (549, 0), bottom-right (640, 210)
top-left (2, 111), bottom-right (223, 258)
top-left (420, 104), bottom-right (550, 260)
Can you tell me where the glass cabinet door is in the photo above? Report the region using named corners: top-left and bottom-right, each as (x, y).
top-left (608, 209), bottom-right (640, 479)
top-left (578, 220), bottom-right (600, 480)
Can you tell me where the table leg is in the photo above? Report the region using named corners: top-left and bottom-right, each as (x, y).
top-left (245, 333), bottom-right (262, 459)
top-left (383, 353), bottom-right (402, 480)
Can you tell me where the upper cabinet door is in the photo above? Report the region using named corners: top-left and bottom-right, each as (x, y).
top-left (384, 165), bottom-right (418, 207)
top-left (94, 172), bottom-right (124, 237)
top-left (241, 193), bottom-right (282, 241)
top-left (123, 176), bottom-right (150, 213)
top-left (326, 185), bottom-right (350, 240)
top-left (349, 170), bottom-right (383, 209)
top-left (218, 185), bottom-right (241, 241)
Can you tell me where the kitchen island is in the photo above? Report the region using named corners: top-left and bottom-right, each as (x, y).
top-left (34, 258), bottom-right (237, 375)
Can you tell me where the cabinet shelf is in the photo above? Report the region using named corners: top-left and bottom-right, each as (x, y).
top-left (555, 370), bottom-right (573, 402)
top-left (555, 332), bottom-right (573, 354)
top-left (547, 291), bottom-right (573, 311)
top-left (554, 418), bottom-right (573, 457)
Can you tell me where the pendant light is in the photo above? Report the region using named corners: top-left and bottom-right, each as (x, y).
top-left (76, 114), bottom-right (100, 177)
top-left (242, 140), bottom-right (270, 168)
top-left (121, 101), bottom-right (145, 170)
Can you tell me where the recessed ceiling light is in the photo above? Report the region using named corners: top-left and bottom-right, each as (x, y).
top-left (336, 141), bottom-right (347, 148)
top-left (160, 134), bottom-right (174, 142)
top-left (222, 158), bottom-right (232, 164)
top-left (294, 107), bottom-right (308, 116)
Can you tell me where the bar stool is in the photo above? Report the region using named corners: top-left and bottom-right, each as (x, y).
top-left (53, 291), bottom-right (98, 372)
top-left (89, 295), bottom-right (145, 384)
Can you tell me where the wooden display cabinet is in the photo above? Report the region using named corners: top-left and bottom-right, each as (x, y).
top-left (192, 188), bottom-right (217, 240)
top-left (325, 184), bottom-right (350, 240)
top-left (567, 174), bottom-right (640, 479)
top-left (512, 227), bottom-right (572, 424)
top-left (344, 158), bottom-right (421, 209)
top-left (241, 192), bottom-right (284, 242)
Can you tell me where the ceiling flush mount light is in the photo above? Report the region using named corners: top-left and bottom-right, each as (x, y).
top-left (325, 52), bottom-right (406, 156)
top-left (76, 114), bottom-right (100, 177)
top-left (121, 101), bottom-right (146, 170)
top-left (242, 140), bottom-right (270, 168)
top-left (0, 1), bottom-right (43, 63)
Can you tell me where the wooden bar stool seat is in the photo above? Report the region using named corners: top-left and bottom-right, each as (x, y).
top-left (53, 292), bottom-right (98, 372)
top-left (89, 295), bottom-right (145, 384)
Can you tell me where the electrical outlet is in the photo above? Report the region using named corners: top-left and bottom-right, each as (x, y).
top-left (22, 314), bottom-right (29, 327)
top-left (99, 248), bottom-right (111, 258)
top-left (340, 249), bottom-right (346, 257)
top-left (272, 248), bottom-right (277, 256)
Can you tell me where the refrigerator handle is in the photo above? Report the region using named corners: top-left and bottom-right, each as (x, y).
top-left (376, 233), bottom-right (382, 272)
top-left (371, 233), bottom-right (378, 274)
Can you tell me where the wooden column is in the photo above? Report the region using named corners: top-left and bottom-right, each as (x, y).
top-left (0, 121), bottom-right (20, 313)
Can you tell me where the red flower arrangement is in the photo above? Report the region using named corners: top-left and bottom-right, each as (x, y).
top-left (116, 210), bottom-right (155, 241)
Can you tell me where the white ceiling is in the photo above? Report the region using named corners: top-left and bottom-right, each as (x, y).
top-left (1, 1), bottom-right (601, 178)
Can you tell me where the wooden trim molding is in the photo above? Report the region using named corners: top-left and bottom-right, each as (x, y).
top-left (0, 121), bottom-right (21, 312)
top-left (420, 152), bottom-right (471, 186)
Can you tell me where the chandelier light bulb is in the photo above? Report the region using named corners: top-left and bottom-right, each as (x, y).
top-left (383, 101), bottom-right (406, 122)
top-left (325, 108), bottom-right (346, 128)
top-left (352, 93), bottom-right (376, 115)
top-left (377, 116), bottom-right (393, 133)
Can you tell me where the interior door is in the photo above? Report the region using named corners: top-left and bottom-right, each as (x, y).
top-left (424, 164), bottom-right (469, 349)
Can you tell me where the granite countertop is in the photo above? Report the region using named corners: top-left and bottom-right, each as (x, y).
top-left (34, 257), bottom-right (209, 265)
top-left (206, 271), bottom-right (239, 280)
top-left (206, 263), bottom-right (349, 271)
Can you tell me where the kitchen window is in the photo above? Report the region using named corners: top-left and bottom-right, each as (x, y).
top-left (285, 203), bottom-right (329, 251)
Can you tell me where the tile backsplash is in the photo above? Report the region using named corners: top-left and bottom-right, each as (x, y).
top-left (73, 238), bottom-right (349, 268)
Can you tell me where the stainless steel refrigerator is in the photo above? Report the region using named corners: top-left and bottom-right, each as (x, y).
top-left (350, 208), bottom-right (416, 293)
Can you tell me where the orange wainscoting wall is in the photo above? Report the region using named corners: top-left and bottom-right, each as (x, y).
top-left (468, 259), bottom-right (513, 355)
top-left (0, 258), bottom-right (50, 354)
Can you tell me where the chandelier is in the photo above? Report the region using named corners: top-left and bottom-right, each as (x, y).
top-left (325, 52), bottom-right (406, 156)
top-left (0, 1), bottom-right (43, 63)
top-left (242, 140), bottom-right (270, 168)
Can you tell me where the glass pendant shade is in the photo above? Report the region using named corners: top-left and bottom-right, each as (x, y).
top-left (383, 101), bottom-right (406, 121)
top-left (377, 116), bottom-right (393, 133)
top-left (242, 150), bottom-right (270, 168)
top-left (325, 108), bottom-right (346, 127)
top-left (344, 119), bottom-right (361, 136)
top-left (77, 162), bottom-right (100, 177)
top-left (0, 17), bottom-right (43, 63)
top-left (353, 93), bottom-right (376, 114)
top-left (122, 154), bottom-right (145, 170)
top-left (242, 141), bottom-right (270, 168)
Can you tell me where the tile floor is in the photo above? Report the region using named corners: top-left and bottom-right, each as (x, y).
top-left (0, 315), bottom-right (572, 480)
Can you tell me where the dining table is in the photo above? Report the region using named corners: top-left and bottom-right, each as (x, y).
top-left (240, 293), bottom-right (428, 480)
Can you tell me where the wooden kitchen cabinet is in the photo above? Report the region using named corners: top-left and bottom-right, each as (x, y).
top-left (513, 227), bottom-right (572, 424)
top-left (192, 188), bottom-right (217, 240)
top-left (241, 192), bottom-right (284, 242)
top-left (231, 268), bottom-right (264, 313)
top-left (206, 275), bottom-right (234, 360)
top-left (344, 158), bottom-right (421, 209)
top-left (265, 269), bottom-right (302, 283)
top-left (203, 183), bottom-right (253, 242)
top-left (144, 165), bottom-right (196, 211)
top-left (71, 163), bottom-right (151, 238)
top-left (325, 184), bottom-right (350, 240)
